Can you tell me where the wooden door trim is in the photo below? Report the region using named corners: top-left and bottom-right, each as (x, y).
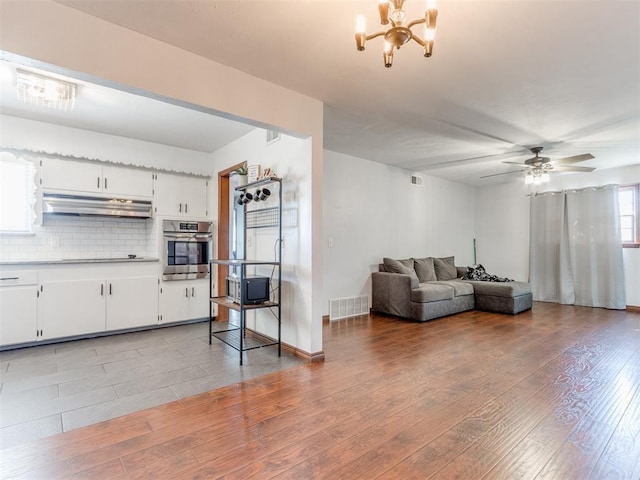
top-left (216, 162), bottom-right (243, 321)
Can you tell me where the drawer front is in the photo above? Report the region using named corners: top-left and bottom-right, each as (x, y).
top-left (0, 271), bottom-right (38, 287)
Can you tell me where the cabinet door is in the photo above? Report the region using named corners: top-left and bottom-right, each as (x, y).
top-left (0, 286), bottom-right (38, 346)
top-left (106, 276), bottom-right (159, 330)
top-left (39, 280), bottom-right (105, 339)
top-left (103, 166), bottom-right (153, 198)
top-left (188, 279), bottom-right (210, 319)
top-left (41, 158), bottom-right (102, 193)
top-left (153, 173), bottom-right (182, 216)
top-left (182, 176), bottom-right (209, 218)
top-left (159, 281), bottom-right (191, 323)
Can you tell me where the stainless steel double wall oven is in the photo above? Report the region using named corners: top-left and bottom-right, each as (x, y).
top-left (162, 220), bottom-right (213, 281)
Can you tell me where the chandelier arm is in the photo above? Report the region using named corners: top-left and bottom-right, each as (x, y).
top-left (407, 18), bottom-right (426, 30)
top-left (365, 31), bottom-right (386, 41)
top-left (411, 36), bottom-right (426, 47)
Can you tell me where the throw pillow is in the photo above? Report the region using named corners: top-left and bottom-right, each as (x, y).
top-left (414, 257), bottom-right (437, 283)
top-left (433, 256), bottom-right (457, 281)
top-left (383, 257), bottom-right (419, 287)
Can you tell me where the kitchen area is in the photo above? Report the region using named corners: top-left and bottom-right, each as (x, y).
top-left (0, 153), bottom-right (214, 349)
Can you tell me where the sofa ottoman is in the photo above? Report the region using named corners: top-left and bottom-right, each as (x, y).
top-left (463, 280), bottom-right (532, 315)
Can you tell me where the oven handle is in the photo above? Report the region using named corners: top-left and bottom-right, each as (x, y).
top-left (163, 233), bottom-right (212, 240)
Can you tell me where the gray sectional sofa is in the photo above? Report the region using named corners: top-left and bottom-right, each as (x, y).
top-left (371, 256), bottom-right (532, 322)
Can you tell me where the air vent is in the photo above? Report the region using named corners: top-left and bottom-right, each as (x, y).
top-left (329, 295), bottom-right (369, 321)
top-left (411, 174), bottom-right (423, 186)
top-left (266, 130), bottom-right (281, 145)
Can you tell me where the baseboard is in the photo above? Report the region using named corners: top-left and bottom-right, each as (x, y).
top-left (627, 305), bottom-right (640, 312)
top-left (282, 342), bottom-right (325, 362)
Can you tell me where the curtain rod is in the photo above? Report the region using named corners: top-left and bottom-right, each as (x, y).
top-left (527, 184), bottom-right (619, 197)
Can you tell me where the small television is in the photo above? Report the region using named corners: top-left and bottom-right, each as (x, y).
top-left (226, 275), bottom-right (270, 305)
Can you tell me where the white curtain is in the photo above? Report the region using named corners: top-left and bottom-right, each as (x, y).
top-left (529, 185), bottom-right (626, 310)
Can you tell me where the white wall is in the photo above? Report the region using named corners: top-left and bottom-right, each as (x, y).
top-left (1, 115), bottom-right (213, 174)
top-left (1, 0), bottom-right (324, 356)
top-left (209, 129), bottom-right (320, 354)
top-left (476, 164), bottom-right (640, 307)
top-left (323, 150), bottom-right (476, 315)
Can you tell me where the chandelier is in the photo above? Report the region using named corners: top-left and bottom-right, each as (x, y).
top-left (355, 0), bottom-right (438, 68)
top-left (524, 165), bottom-right (552, 185)
top-left (16, 70), bottom-right (76, 111)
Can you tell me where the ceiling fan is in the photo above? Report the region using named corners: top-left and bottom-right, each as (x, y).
top-left (481, 146), bottom-right (596, 180)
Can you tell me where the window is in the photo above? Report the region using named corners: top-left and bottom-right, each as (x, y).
top-left (0, 152), bottom-right (36, 235)
top-left (619, 184), bottom-right (639, 247)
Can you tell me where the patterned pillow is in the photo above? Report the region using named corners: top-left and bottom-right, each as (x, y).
top-left (414, 257), bottom-right (437, 283)
top-left (433, 256), bottom-right (457, 281)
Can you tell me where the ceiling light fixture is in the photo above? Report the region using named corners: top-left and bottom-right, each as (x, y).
top-left (16, 69), bottom-right (76, 111)
top-left (355, 0), bottom-right (438, 68)
top-left (524, 165), bottom-right (552, 185)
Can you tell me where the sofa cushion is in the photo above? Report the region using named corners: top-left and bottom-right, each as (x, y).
top-left (383, 258), bottom-right (419, 287)
top-left (411, 283), bottom-right (455, 303)
top-left (432, 280), bottom-right (474, 297)
top-left (463, 280), bottom-right (532, 298)
top-left (414, 257), bottom-right (437, 283)
top-left (433, 256), bottom-right (457, 281)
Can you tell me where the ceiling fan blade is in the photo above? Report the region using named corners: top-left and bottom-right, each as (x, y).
top-left (480, 169), bottom-right (525, 179)
top-left (553, 153), bottom-right (595, 165)
top-left (552, 165), bottom-right (596, 173)
top-left (502, 161), bottom-right (527, 166)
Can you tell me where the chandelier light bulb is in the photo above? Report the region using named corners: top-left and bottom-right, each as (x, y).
top-left (427, 0), bottom-right (437, 9)
top-left (355, 15), bottom-right (366, 34)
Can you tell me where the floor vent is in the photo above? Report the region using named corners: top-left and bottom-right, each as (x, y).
top-left (329, 295), bottom-right (369, 321)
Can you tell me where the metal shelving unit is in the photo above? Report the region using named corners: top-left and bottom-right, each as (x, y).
top-left (209, 177), bottom-right (282, 365)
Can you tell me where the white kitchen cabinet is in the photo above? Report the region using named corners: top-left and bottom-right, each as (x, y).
top-left (38, 276), bottom-right (160, 340)
top-left (41, 158), bottom-right (153, 198)
top-left (0, 271), bottom-right (39, 346)
top-left (39, 279), bottom-right (106, 340)
top-left (153, 173), bottom-right (209, 218)
top-left (159, 279), bottom-right (209, 323)
top-left (101, 165), bottom-right (153, 198)
top-left (106, 276), bottom-right (159, 330)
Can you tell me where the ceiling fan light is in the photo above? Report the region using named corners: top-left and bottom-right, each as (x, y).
top-left (525, 173), bottom-right (534, 185)
top-left (541, 173), bottom-right (550, 183)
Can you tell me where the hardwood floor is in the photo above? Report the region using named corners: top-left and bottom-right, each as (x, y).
top-left (1, 302), bottom-right (639, 479)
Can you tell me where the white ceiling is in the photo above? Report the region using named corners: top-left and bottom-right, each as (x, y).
top-left (3, 0), bottom-right (640, 186)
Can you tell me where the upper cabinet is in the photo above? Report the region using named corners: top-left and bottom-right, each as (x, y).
top-left (153, 173), bottom-right (209, 218)
top-left (41, 158), bottom-right (153, 198)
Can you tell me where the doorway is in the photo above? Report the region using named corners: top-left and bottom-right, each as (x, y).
top-left (216, 162), bottom-right (244, 321)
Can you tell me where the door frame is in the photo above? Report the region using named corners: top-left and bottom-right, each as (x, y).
top-left (216, 162), bottom-right (244, 321)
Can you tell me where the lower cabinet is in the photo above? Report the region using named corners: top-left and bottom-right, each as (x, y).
top-left (0, 272), bottom-right (39, 346)
top-left (106, 277), bottom-right (159, 330)
top-left (159, 279), bottom-right (209, 324)
top-left (39, 279), bottom-right (106, 340)
top-left (39, 276), bottom-right (159, 340)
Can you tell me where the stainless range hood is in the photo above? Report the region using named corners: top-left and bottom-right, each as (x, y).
top-left (43, 193), bottom-right (153, 218)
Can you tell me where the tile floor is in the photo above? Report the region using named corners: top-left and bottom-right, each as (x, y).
top-left (0, 321), bottom-right (303, 448)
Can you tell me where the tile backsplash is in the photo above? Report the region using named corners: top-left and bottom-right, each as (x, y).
top-left (0, 216), bottom-right (158, 261)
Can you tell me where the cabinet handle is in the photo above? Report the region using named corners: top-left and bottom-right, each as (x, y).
top-left (185, 203), bottom-right (188, 213)
top-left (179, 203), bottom-right (182, 213)
top-left (185, 287), bottom-right (189, 298)
top-left (192, 287), bottom-right (195, 297)
top-left (109, 283), bottom-right (112, 295)
top-left (101, 284), bottom-right (104, 296)
top-left (0, 277), bottom-right (19, 281)
top-left (97, 177), bottom-right (100, 189)
top-left (104, 177), bottom-right (108, 190)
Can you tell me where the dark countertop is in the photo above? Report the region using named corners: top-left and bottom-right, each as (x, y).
top-left (0, 257), bottom-right (160, 266)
